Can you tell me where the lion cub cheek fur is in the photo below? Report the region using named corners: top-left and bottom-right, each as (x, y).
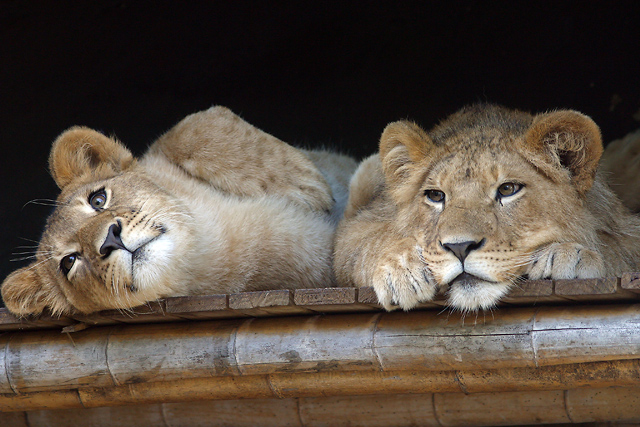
top-left (334, 104), bottom-right (640, 312)
top-left (2, 107), bottom-right (356, 316)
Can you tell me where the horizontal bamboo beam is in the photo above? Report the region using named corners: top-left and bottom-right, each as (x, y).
top-left (2, 359), bottom-right (640, 412)
top-left (2, 386), bottom-right (640, 426)
top-left (2, 304), bottom-right (640, 395)
top-left (1, 274), bottom-right (639, 332)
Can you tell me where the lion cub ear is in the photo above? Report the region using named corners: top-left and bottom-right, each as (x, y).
top-left (49, 126), bottom-right (135, 189)
top-left (379, 120), bottom-right (435, 188)
top-left (1, 265), bottom-right (70, 317)
top-left (525, 110), bottom-right (603, 194)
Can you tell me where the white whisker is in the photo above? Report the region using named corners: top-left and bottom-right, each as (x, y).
top-left (23, 199), bottom-right (67, 208)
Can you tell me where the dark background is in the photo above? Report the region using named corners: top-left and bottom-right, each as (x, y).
top-left (2, 1), bottom-right (640, 306)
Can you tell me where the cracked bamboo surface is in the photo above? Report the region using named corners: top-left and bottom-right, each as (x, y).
top-left (1, 275), bottom-right (640, 423)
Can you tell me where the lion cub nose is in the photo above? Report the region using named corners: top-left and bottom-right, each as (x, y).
top-left (100, 222), bottom-right (127, 257)
top-left (441, 238), bottom-right (486, 262)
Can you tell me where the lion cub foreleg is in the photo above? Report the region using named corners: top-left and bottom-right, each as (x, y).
top-left (334, 219), bottom-right (437, 310)
top-left (600, 129), bottom-right (640, 213)
top-left (526, 242), bottom-right (605, 280)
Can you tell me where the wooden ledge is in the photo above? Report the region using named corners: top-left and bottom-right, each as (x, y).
top-left (1, 275), bottom-right (639, 332)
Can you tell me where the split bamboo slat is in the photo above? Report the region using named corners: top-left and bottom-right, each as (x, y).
top-left (2, 387), bottom-right (640, 426)
top-left (2, 359), bottom-right (640, 412)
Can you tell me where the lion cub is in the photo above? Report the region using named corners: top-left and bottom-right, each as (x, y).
top-left (2, 106), bottom-right (356, 316)
top-left (600, 129), bottom-right (640, 213)
top-left (335, 104), bottom-right (640, 312)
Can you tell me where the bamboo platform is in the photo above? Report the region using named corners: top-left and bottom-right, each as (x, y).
top-left (1, 274), bottom-right (640, 426)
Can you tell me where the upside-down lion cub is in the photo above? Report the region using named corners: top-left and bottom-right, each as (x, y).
top-left (335, 104), bottom-right (640, 312)
top-left (2, 106), bottom-right (356, 316)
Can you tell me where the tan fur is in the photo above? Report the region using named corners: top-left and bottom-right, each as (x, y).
top-left (334, 104), bottom-right (640, 312)
top-left (601, 128), bottom-right (640, 213)
top-left (2, 106), bottom-right (356, 316)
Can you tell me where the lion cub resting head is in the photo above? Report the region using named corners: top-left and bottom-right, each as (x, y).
top-left (335, 104), bottom-right (640, 312)
top-left (2, 106), bottom-right (356, 316)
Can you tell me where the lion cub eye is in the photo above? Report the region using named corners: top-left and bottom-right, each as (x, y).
top-left (425, 189), bottom-right (446, 203)
top-left (60, 253), bottom-right (78, 275)
top-left (497, 182), bottom-right (523, 198)
top-left (89, 189), bottom-right (108, 210)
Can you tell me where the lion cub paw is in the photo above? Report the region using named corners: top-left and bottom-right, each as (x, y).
top-left (372, 242), bottom-right (437, 311)
top-left (527, 243), bottom-right (605, 280)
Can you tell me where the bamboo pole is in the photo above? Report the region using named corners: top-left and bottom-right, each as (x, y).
top-left (374, 303), bottom-right (640, 371)
top-left (566, 386), bottom-right (640, 423)
top-left (1, 359), bottom-right (640, 412)
top-left (4, 387), bottom-right (640, 427)
top-left (2, 304), bottom-right (640, 395)
top-left (3, 326), bottom-right (115, 393)
top-left (0, 389), bottom-right (82, 412)
top-left (0, 333), bottom-right (12, 394)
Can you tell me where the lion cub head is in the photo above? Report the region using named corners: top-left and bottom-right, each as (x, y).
top-left (380, 104), bottom-right (603, 311)
top-left (2, 128), bottom-right (194, 316)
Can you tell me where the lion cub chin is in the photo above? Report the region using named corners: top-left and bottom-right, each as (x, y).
top-left (2, 106), bottom-right (356, 316)
top-left (334, 104), bottom-right (640, 312)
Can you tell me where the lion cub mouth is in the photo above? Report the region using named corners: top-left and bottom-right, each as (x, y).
top-left (132, 245), bottom-right (148, 262)
top-left (129, 232), bottom-right (167, 266)
top-left (448, 272), bottom-right (512, 311)
top-left (450, 272), bottom-right (501, 288)
top-left (451, 272), bottom-right (484, 287)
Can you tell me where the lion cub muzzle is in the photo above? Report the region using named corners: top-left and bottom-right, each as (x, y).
top-left (440, 238), bottom-right (486, 263)
top-left (100, 221), bottom-right (127, 257)
top-left (98, 217), bottom-right (165, 264)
